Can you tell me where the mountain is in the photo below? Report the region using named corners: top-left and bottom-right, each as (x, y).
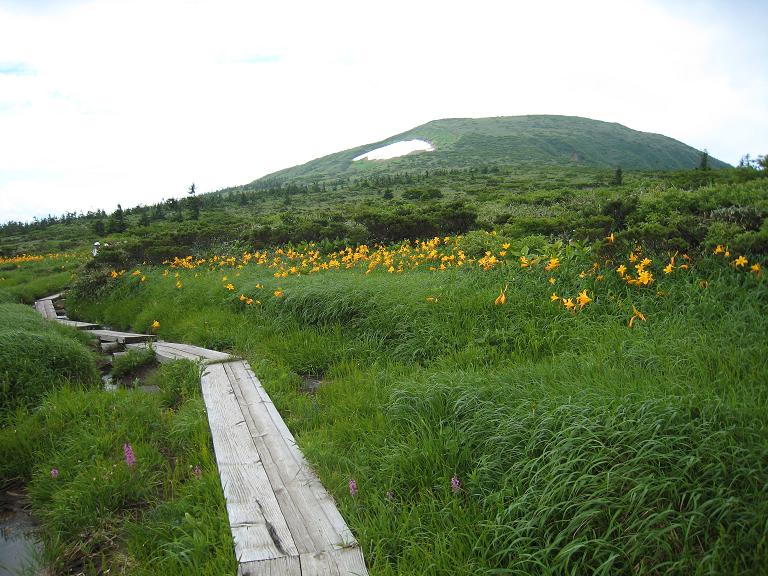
top-left (251, 115), bottom-right (729, 185)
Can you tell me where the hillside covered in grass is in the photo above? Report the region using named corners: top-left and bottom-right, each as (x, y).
top-left (251, 115), bottom-right (731, 185)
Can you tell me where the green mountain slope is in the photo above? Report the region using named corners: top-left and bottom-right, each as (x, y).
top-left (253, 115), bottom-right (729, 185)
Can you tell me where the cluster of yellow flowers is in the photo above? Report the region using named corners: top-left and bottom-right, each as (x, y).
top-left (161, 236), bottom-right (506, 277)
top-left (713, 245), bottom-right (761, 274)
top-left (0, 252), bottom-right (76, 265)
top-left (103, 233), bottom-right (764, 331)
top-left (549, 289), bottom-right (592, 312)
top-left (0, 254), bottom-right (46, 265)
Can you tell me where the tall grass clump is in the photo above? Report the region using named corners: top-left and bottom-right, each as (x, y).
top-left (353, 376), bottom-right (768, 574)
top-left (0, 303), bottom-right (99, 415)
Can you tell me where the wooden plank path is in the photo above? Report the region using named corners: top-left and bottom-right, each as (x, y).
top-left (34, 298), bottom-right (58, 319)
top-left (127, 341), bottom-right (236, 364)
top-left (88, 329), bottom-right (156, 344)
top-left (34, 295), bottom-right (368, 575)
top-left (56, 319), bottom-right (101, 330)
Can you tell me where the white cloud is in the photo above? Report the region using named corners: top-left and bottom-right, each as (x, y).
top-left (1, 0), bottom-right (766, 223)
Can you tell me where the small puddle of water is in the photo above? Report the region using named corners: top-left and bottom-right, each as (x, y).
top-left (300, 374), bottom-right (323, 394)
top-left (0, 490), bottom-right (43, 575)
top-left (102, 374), bottom-right (118, 392)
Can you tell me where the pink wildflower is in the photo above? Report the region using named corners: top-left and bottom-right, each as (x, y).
top-left (193, 465), bottom-right (202, 479)
top-left (123, 443), bottom-right (136, 469)
top-left (451, 474), bottom-right (461, 494)
top-left (348, 478), bottom-right (358, 497)
top-left (50, 468), bottom-right (59, 479)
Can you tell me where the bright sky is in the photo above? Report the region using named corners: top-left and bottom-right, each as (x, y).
top-left (1, 0), bottom-right (766, 223)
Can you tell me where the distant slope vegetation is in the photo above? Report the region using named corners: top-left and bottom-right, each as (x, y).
top-left (252, 115), bottom-right (729, 185)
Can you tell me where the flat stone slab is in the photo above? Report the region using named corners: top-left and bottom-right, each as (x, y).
top-left (55, 319), bottom-right (101, 330)
top-left (127, 341), bottom-right (237, 364)
top-left (89, 329), bottom-right (156, 344)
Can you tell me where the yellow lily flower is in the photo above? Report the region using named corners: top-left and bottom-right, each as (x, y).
top-left (495, 286), bottom-right (507, 305)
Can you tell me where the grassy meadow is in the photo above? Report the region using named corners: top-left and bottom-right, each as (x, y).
top-left (2, 163), bottom-right (768, 574)
top-left (58, 233), bottom-right (768, 574)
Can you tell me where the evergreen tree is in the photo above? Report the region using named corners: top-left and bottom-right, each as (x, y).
top-left (188, 197), bottom-right (200, 220)
top-left (610, 166), bottom-right (623, 186)
top-left (699, 149), bottom-right (710, 171)
top-left (106, 204), bottom-right (126, 233)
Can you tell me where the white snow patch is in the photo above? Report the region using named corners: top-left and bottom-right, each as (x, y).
top-left (353, 139), bottom-right (434, 161)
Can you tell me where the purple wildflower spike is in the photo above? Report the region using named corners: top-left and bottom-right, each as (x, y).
top-left (123, 443), bottom-right (136, 469)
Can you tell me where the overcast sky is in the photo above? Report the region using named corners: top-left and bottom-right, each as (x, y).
top-left (1, 0), bottom-right (766, 223)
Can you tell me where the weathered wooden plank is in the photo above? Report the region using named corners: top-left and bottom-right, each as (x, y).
top-left (37, 293), bottom-right (62, 301)
top-left (202, 365), bottom-right (262, 466)
top-left (154, 341), bottom-right (235, 364)
top-left (125, 341), bottom-right (236, 364)
top-left (237, 556), bottom-right (301, 576)
top-left (224, 361), bottom-right (358, 555)
top-left (220, 463), bottom-right (299, 563)
top-left (201, 364), bottom-right (299, 563)
top-left (89, 329), bottom-right (156, 344)
top-left (55, 319), bottom-right (101, 330)
top-left (34, 299), bottom-right (57, 319)
top-left (233, 361), bottom-right (357, 549)
top-left (299, 547), bottom-right (368, 576)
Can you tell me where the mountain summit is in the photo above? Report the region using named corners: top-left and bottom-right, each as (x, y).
top-left (254, 115), bottom-right (728, 185)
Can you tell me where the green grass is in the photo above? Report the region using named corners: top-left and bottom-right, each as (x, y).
top-left (0, 253), bottom-right (86, 303)
top-left (64, 242), bottom-right (768, 574)
top-left (0, 360), bottom-right (235, 575)
top-left (111, 346), bottom-right (156, 381)
top-left (0, 302), bottom-right (100, 415)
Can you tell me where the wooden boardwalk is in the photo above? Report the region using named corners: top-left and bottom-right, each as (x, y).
top-left (34, 295), bottom-right (368, 575)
